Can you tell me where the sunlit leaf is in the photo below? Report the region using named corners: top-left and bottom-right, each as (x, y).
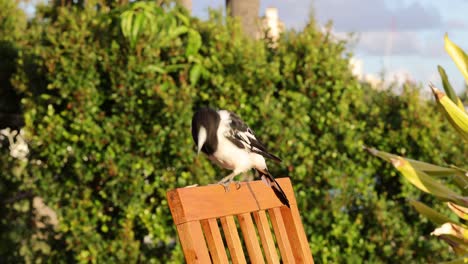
top-left (430, 84), bottom-right (468, 141)
top-left (448, 202), bottom-right (468, 221)
top-left (445, 33), bottom-right (468, 86)
top-left (438, 65), bottom-right (465, 111)
top-left (391, 158), bottom-right (467, 206)
top-left (432, 223), bottom-right (468, 245)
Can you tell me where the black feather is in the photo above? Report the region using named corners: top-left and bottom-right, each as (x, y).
top-left (257, 169), bottom-right (290, 208)
top-left (226, 111), bottom-right (282, 163)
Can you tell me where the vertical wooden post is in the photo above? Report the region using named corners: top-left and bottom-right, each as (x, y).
top-left (225, 0), bottom-right (260, 39)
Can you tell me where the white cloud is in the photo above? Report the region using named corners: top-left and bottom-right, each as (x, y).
top-left (356, 31), bottom-right (423, 56)
top-left (313, 0), bottom-right (442, 32)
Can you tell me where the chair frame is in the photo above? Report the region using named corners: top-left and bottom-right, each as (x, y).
top-left (167, 177), bottom-right (314, 263)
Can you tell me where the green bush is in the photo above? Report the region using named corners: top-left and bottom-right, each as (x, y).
top-left (1, 0), bottom-right (466, 262)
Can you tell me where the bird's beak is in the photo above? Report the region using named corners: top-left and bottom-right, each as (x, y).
top-left (197, 126), bottom-right (207, 155)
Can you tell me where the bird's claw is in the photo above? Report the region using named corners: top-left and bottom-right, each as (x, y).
top-left (221, 181), bottom-right (231, 192)
top-left (216, 180), bottom-right (241, 192)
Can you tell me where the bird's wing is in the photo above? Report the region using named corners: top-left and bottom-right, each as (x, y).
top-left (224, 112), bottom-right (282, 163)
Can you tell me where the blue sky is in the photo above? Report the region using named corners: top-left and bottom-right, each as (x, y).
top-left (192, 0), bottom-right (468, 94)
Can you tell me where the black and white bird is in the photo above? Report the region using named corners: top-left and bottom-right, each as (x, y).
top-left (191, 107), bottom-right (290, 207)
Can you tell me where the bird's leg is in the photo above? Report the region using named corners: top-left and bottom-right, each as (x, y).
top-left (217, 172), bottom-right (239, 192)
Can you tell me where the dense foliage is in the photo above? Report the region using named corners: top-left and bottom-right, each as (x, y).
top-left (1, 0), bottom-right (466, 262)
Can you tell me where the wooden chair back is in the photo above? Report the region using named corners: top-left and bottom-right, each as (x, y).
top-left (167, 177), bottom-right (314, 263)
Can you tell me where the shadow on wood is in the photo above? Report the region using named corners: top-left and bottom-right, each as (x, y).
top-left (167, 177), bottom-right (314, 263)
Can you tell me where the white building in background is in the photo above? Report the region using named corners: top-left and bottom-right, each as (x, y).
top-left (349, 58), bottom-right (363, 79)
top-left (349, 57), bottom-right (386, 88)
top-left (260, 7), bottom-right (285, 42)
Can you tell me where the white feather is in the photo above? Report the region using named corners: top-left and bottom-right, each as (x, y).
top-left (208, 110), bottom-right (268, 174)
top-left (197, 126), bottom-right (207, 154)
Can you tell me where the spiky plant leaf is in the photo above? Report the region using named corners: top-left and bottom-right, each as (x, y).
top-left (410, 200), bottom-right (456, 225)
top-left (445, 33), bottom-right (468, 87)
top-left (430, 85), bottom-right (468, 141)
top-left (440, 256), bottom-right (468, 264)
top-left (391, 158), bottom-right (468, 206)
top-left (432, 223), bottom-right (468, 245)
top-left (365, 147), bottom-right (468, 190)
top-left (438, 235), bottom-right (468, 258)
top-left (448, 202), bottom-right (468, 221)
top-left (438, 65), bottom-right (465, 111)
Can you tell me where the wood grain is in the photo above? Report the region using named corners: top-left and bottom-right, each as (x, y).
top-left (252, 210), bottom-right (280, 264)
top-left (237, 213), bottom-right (265, 264)
top-left (201, 218), bottom-right (229, 264)
top-left (268, 208), bottom-right (295, 263)
top-left (167, 178), bottom-right (294, 225)
top-left (220, 216), bottom-right (247, 264)
top-left (176, 221), bottom-right (211, 263)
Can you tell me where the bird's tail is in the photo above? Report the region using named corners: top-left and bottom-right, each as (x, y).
top-left (256, 169), bottom-right (290, 208)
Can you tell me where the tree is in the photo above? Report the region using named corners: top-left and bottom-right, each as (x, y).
top-left (226, 0), bottom-right (260, 38)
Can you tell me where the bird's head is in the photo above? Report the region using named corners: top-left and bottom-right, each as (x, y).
top-left (191, 107), bottom-right (219, 156)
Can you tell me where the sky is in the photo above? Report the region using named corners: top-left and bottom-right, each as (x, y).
top-left (192, 0), bottom-right (468, 94)
top-left (21, 0), bottom-right (468, 93)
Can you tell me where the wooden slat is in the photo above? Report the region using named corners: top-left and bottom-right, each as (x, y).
top-left (237, 213), bottom-right (265, 264)
top-left (176, 221), bottom-right (211, 264)
top-left (281, 205), bottom-right (314, 264)
top-left (220, 216), bottom-right (247, 264)
top-left (252, 211), bottom-right (280, 264)
top-left (201, 218), bottom-right (229, 264)
top-left (268, 208), bottom-right (295, 264)
top-left (167, 178), bottom-right (294, 225)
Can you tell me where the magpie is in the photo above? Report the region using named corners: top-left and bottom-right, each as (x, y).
top-left (191, 107), bottom-right (290, 208)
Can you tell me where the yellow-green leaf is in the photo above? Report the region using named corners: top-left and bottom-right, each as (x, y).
top-left (438, 65), bottom-right (465, 111)
top-left (440, 257), bottom-right (468, 264)
top-left (410, 200), bottom-right (455, 225)
top-left (365, 147), bottom-right (464, 177)
top-left (438, 235), bottom-right (468, 257)
top-left (445, 33), bottom-right (468, 86)
top-left (391, 158), bottom-right (467, 205)
top-left (448, 202), bottom-right (468, 221)
top-left (430, 85), bottom-right (468, 141)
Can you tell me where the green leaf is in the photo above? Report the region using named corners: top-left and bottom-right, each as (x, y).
top-left (186, 29), bottom-right (202, 56)
top-left (176, 12), bottom-right (190, 26)
top-left (409, 199), bottom-right (456, 225)
top-left (440, 256), bottom-right (468, 264)
top-left (189, 64), bottom-right (202, 85)
top-left (144, 65), bottom-right (166, 74)
top-left (438, 65), bottom-right (465, 110)
top-left (120, 11), bottom-right (133, 39)
top-left (131, 12), bottom-right (145, 48)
